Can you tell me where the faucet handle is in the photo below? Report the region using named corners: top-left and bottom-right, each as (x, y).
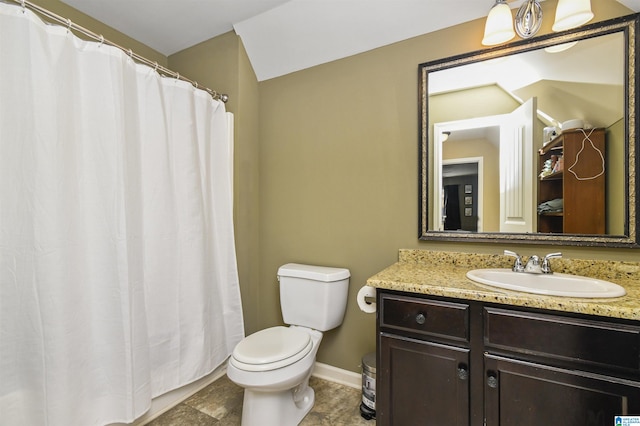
top-left (504, 250), bottom-right (524, 272)
top-left (542, 252), bottom-right (562, 274)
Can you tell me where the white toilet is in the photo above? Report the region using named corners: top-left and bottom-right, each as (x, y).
top-left (226, 263), bottom-right (350, 426)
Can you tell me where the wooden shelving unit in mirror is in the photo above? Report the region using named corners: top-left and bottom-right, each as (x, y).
top-left (537, 128), bottom-right (606, 234)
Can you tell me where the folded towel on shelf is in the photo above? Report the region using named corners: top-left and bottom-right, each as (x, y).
top-left (538, 198), bottom-right (563, 213)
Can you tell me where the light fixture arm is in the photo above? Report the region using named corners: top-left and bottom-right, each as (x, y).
top-left (483, 0), bottom-right (594, 45)
top-left (515, 0), bottom-right (543, 39)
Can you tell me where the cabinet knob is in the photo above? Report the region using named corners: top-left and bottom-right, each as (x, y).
top-left (457, 364), bottom-right (469, 380)
top-left (487, 373), bottom-right (499, 389)
top-left (415, 313), bottom-right (426, 325)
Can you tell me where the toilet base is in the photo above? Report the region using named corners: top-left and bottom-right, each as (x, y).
top-left (240, 373), bottom-right (315, 426)
top-left (227, 327), bottom-right (323, 425)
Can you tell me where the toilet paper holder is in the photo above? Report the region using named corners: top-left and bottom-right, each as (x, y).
top-left (357, 286), bottom-right (377, 313)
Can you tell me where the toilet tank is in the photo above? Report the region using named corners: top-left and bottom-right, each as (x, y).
top-left (278, 263), bottom-right (350, 331)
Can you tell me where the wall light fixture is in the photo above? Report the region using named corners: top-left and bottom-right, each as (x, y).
top-left (483, 0), bottom-right (594, 46)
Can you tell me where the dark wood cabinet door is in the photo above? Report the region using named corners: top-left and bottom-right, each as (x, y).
top-left (378, 333), bottom-right (470, 426)
top-left (484, 354), bottom-right (640, 426)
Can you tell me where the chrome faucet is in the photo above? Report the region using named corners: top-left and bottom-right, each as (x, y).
top-left (504, 250), bottom-right (562, 274)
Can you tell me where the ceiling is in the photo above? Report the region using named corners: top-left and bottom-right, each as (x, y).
top-left (60, 0), bottom-right (640, 82)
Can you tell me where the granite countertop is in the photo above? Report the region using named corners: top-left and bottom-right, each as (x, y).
top-left (366, 249), bottom-right (640, 320)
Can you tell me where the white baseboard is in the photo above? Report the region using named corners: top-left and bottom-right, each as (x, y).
top-left (312, 362), bottom-right (362, 390)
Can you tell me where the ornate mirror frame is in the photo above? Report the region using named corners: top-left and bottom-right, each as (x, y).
top-left (419, 14), bottom-right (639, 247)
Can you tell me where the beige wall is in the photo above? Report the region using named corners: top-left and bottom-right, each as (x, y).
top-left (24, 0), bottom-right (638, 375)
top-left (256, 0), bottom-right (636, 373)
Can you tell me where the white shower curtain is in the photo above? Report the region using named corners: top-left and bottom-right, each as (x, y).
top-left (0, 3), bottom-right (244, 425)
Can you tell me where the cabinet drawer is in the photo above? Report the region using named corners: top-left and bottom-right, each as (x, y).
top-left (485, 307), bottom-right (640, 371)
top-left (380, 294), bottom-right (469, 341)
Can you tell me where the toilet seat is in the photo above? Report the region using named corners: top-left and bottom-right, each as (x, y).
top-left (231, 326), bottom-right (313, 372)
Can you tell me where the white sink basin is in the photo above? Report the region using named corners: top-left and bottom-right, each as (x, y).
top-left (466, 268), bottom-right (626, 298)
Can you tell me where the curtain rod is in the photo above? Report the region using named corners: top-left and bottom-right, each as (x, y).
top-left (7, 0), bottom-right (229, 103)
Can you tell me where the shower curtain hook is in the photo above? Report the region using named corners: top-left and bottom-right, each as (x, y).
top-left (20, 0), bottom-right (26, 13)
top-left (66, 18), bottom-right (72, 34)
top-left (127, 49), bottom-right (133, 60)
top-left (154, 62), bottom-right (159, 73)
top-left (98, 35), bottom-right (104, 47)
top-left (175, 73), bottom-right (180, 83)
top-left (193, 81), bottom-right (199, 89)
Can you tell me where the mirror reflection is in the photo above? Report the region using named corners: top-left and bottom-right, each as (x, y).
top-left (419, 15), bottom-right (638, 247)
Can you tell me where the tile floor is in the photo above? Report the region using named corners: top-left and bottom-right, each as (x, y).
top-left (146, 375), bottom-right (375, 425)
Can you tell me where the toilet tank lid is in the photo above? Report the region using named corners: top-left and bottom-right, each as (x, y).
top-left (278, 263), bottom-right (350, 282)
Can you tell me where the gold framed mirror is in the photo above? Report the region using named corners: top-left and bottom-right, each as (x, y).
top-left (419, 14), bottom-right (639, 247)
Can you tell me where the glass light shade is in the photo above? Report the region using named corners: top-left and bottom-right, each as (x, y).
top-left (482, 1), bottom-right (516, 46)
top-left (552, 0), bottom-right (594, 32)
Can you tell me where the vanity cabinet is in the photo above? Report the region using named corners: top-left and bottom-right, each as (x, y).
top-left (377, 290), bottom-right (640, 426)
top-left (377, 293), bottom-right (472, 425)
top-left (537, 128), bottom-right (605, 234)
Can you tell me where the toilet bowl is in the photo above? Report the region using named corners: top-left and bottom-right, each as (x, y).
top-left (227, 326), bottom-right (322, 425)
top-left (226, 263), bottom-right (350, 426)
